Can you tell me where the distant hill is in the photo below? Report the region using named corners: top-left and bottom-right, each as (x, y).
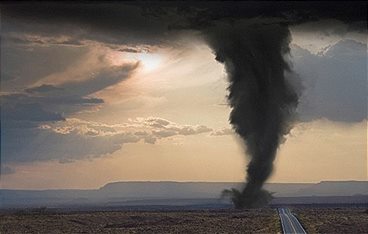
top-left (290, 181), bottom-right (368, 196)
top-left (1, 181), bottom-right (367, 209)
top-left (98, 180), bottom-right (368, 198)
top-left (99, 181), bottom-right (242, 199)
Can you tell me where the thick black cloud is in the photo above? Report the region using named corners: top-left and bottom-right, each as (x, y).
top-left (1, 3), bottom-right (172, 46)
top-left (2, 2), bottom-right (366, 23)
top-left (1, 2), bottom-right (366, 47)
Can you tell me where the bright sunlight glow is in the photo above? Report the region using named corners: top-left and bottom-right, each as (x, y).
top-left (135, 53), bottom-right (162, 72)
top-left (111, 51), bottom-right (162, 72)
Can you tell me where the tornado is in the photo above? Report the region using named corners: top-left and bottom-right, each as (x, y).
top-left (205, 21), bottom-right (299, 208)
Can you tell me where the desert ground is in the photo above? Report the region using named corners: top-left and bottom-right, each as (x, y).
top-left (294, 207), bottom-right (368, 233)
top-left (1, 208), bottom-right (367, 233)
top-left (1, 209), bottom-right (279, 233)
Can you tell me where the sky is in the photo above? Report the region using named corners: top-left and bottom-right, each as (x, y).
top-left (0, 2), bottom-right (367, 189)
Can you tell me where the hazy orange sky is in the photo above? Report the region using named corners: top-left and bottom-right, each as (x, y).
top-left (1, 6), bottom-right (367, 190)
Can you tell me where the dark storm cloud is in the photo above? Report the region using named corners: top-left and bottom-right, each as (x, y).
top-left (1, 3), bottom-right (173, 46)
top-left (1, 43), bottom-right (89, 90)
top-left (0, 62), bottom-right (138, 168)
top-left (1, 2), bottom-right (366, 47)
top-left (1, 63), bottom-right (137, 127)
top-left (1, 124), bottom-right (141, 164)
top-left (292, 39), bottom-right (367, 122)
top-left (26, 84), bottom-right (63, 93)
top-left (1, 74), bottom-right (124, 166)
top-left (3, 33), bottom-right (85, 47)
top-left (118, 48), bottom-right (142, 53)
top-left (2, 100), bottom-right (65, 122)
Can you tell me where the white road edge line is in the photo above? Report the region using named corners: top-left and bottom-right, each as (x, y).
top-left (285, 210), bottom-right (298, 233)
top-left (279, 208), bottom-right (286, 234)
top-left (289, 211), bottom-right (307, 234)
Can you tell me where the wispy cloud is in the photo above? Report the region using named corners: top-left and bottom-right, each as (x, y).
top-left (1, 117), bottom-right (217, 166)
top-left (210, 128), bottom-right (233, 136)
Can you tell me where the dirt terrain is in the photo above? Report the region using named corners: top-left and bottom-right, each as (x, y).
top-left (294, 208), bottom-right (368, 233)
top-left (0, 209), bottom-right (280, 233)
top-left (2, 207), bottom-right (367, 233)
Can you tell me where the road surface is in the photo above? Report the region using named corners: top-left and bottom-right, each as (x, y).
top-left (278, 208), bottom-right (307, 234)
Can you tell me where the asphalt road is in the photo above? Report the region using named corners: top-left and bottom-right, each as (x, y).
top-left (278, 208), bottom-right (307, 234)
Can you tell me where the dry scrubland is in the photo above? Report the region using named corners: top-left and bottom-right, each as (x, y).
top-left (0, 209), bottom-right (280, 233)
top-left (2, 207), bottom-right (368, 233)
top-left (294, 208), bottom-right (368, 233)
